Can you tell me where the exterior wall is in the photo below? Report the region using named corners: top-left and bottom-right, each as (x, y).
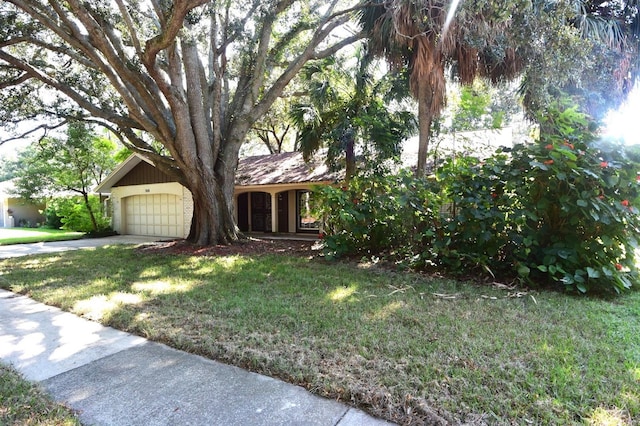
top-left (110, 182), bottom-right (192, 238)
top-left (108, 180), bottom-right (326, 238)
top-left (113, 161), bottom-right (175, 187)
top-left (5, 198), bottom-right (45, 227)
top-left (0, 197), bottom-right (6, 227)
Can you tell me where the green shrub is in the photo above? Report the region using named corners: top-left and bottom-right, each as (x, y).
top-left (314, 170), bottom-right (441, 259)
top-left (503, 105), bottom-right (640, 293)
top-left (317, 101), bottom-right (640, 293)
top-left (46, 196), bottom-right (111, 233)
top-left (432, 153), bottom-right (517, 277)
top-left (43, 204), bottom-right (64, 229)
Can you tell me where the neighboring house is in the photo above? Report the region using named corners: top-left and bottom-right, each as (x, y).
top-left (0, 179), bottom-right (45, 228)
top-left (95, 152), bottom-right (341, 238)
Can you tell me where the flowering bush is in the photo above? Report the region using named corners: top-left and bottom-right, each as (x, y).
top-left (317, 102), bottom-right (639, 293)
top-left (501, 104), bottom-right (639, 292)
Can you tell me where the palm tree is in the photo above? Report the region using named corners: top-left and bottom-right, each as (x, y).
top-left (360, 0), bottom-right (522, 176)
top-left (569, 0), bottom-right (640, 115)
top-left (290, 49), bottom-right (416, 182)
top-left (361, 0), bottom-right (640, 176)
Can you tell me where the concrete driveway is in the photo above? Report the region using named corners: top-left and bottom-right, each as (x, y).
top-left (0, 235), bottom-right (162, 259)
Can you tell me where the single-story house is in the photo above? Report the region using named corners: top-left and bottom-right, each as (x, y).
top-left (95, 152), bottom-right (341, 238)
top-left (0, 179), bottom-right (46, 228)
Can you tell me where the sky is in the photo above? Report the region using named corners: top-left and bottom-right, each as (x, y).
top-left (603, 84), bottom-right (640, 145)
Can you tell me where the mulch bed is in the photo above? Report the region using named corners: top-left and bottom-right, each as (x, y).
top-left (136, 237), bottom-right (320, 257)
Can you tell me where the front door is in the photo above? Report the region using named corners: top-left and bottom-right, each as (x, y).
top-left (237, 193), bottom-right (249, 232)
top-left (251, 192), bottom-right (271, 232)
top-left (277, 191), bottom-right (289, 233)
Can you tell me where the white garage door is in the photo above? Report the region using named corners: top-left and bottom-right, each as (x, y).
top-left (125, 194), bottom-right (182, 237)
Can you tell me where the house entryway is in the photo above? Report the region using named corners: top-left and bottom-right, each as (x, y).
top-left (236, 189), bottom-right (320, 235)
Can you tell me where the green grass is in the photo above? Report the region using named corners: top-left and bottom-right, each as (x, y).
top-left (0, 363), bottom-right (80, 425)
top-left (1, 247), bottom-right (638, 425)
top-left (0, 228), bottom-right (84, 245)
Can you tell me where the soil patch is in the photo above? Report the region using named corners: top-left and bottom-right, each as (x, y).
top-left (137, 237), bottom-right (320, 257)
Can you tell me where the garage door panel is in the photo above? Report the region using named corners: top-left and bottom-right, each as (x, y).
top-left (124, 194), bottom-right (182, 237)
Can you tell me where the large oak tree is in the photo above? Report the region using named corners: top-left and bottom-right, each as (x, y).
top-left (0, 0), bottom-right (364, 245)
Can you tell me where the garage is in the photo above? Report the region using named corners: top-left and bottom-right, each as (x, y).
top-left (124, 194), bottom-right (183, 238)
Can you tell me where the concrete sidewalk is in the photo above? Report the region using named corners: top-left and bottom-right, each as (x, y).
top-left (0, 291), bottom-right (393, 425)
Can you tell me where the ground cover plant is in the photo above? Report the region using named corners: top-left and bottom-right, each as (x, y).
top-left (0, 363), bottom-right (80, 425)
top-left (1, 242), bottom-right (638, 424)
top-left (0, 228), bottom-right (83, 245)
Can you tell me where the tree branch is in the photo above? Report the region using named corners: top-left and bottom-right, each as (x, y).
top-left (0, 121), bottom-right (68, 145)
top-left (143, 0), bottom-right (209, 68)
top-left (0, 72), bottom-right (30, 89)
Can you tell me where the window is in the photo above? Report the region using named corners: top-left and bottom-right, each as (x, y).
top-left (297, 190), bottom-right (319, 232)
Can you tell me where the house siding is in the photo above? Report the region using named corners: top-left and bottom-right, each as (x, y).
top-left (113, 162), bottom-right (174, 187)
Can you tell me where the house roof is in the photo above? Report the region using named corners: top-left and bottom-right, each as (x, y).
top-left (94, 154), bottom-right (155, 193)
top-left (235, 151), bottom-right (339, 186)
top-left (95, 151), bottom-right (340, 193)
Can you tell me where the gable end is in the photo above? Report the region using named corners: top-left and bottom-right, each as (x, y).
top-left (113, 161), bottom-right (175, 187)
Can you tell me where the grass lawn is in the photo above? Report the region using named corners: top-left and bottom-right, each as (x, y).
top-left (0, 246), bottom-right (638, 424)
top-left (0, 228), bottom-right (84, 245)
top-left (0, 363), bottom-right (80, 425)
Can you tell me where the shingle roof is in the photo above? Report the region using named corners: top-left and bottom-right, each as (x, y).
top-left (235, 151), bottom-right (341, 186)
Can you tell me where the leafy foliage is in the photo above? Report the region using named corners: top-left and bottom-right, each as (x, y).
top-left (290, 52), bottom-right (416, 179)
top-left (12, 122), bottom-right (116, 232)
top-left (0, 0), bottom-right (364, 245)
top-left (44, 196), bottom-right (111, 233)
top-left (318, 101), bottom-right (640, 293)
top-left (314, 170), bottom-right (440, 259)
top-left (360, 0), bottom-right (639, 175)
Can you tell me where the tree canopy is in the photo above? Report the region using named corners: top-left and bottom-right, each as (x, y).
top-left (0, 0), bottom-right (364, 244)
top-left (360, 0), bottom-right (639, 175)
top-left (12, 122), bottom-right (117, 232)
top-left (290, 51), bottom-right (416, 180)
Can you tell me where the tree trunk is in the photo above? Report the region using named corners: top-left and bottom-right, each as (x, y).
top-left (416, 79), bottom-right (434, 178)
top-left (344, 132), bottom-right (356, 184)
top-left (416, 79), bottom-right (433, 178)
top-left (82, 192), bottom-right (99, 232)
top-left (186, 171), bottom-right (239, 245)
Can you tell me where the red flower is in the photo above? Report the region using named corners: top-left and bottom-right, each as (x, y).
top-left (621, 199), bottom-right (630, 207)
top-left (563, 142), bottom-right (574, 150)
top-left (318, 232), bottom-right (325, 239)
top-left (600, 161), bottom-right (608, 168)
top-left (544, 159), bottom-right (554, 165)
top-left (598, 195), bottom-right (605, 200)
top-left (545, 144), bottom-right (554, 150)
top-left (352, 198), bottom-right (359, 205)
top-left (616, 263), bottom-right (623, 271)
top-left (491, 193), bottom-right (498, 199)
top-left (636, 174), bottom-right (640, 182)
